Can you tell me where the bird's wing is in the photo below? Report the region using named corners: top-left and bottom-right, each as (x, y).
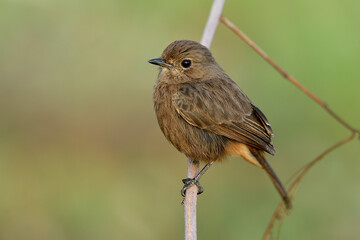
top-left (172, 79), bottom-right (275, 155)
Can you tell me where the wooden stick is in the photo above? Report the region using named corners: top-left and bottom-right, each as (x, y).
top-left (184, 1), bottom-right (225, 240)
top-left (220, 16), bottom-right (359, 133)
top-left (201, 0), bottom-right (226, 47)
top-left (184, 158), bottom-right (200, 240)
top-left (219, 15), bottom-right (359, 239)
top-left (262, 132), bottom-right (357, 240)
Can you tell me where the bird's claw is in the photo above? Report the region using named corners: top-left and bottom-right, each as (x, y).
top-left (181, 178), bottom-right (204, 197)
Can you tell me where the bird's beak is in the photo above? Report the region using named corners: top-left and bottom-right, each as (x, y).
top-left (148, 58), bottom-right (172, 68)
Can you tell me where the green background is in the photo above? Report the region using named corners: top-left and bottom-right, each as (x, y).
top-left (0, 0), bottom-right (359, 239)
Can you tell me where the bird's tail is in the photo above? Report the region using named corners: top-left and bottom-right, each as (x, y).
top-left (250, 149), bottom-right (292, 210)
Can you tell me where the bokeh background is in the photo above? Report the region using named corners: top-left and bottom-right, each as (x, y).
top-left (1, 0), bottom-right (359, 239)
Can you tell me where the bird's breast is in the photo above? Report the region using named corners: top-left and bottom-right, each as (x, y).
top-left (153, 82), bottom-right (229, 162)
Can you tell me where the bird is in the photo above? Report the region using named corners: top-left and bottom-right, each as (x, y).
top-left (149, 40), bottom-right (291, 209)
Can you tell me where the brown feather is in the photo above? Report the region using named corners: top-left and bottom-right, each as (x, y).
top-left (151, 40), bottom-right (290, 208)
top-left (172, 78), bottom-right (275, 155)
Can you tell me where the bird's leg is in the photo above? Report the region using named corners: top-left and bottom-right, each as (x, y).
top-left (181, 161), bottom-right (214, 197)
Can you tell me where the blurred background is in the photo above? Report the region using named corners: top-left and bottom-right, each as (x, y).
top-left (0, 0), bottom-right (359, 239)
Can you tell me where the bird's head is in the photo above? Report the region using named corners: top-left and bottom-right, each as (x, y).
top-left (149, 40), bottom-right (220, 84)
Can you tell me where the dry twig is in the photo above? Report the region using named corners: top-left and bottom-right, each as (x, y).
top-left (220, 16), bottom-right (358, 133)
top-left (262, 132), bottom-right (357, 240)
top-left (183, 1), bottom-right (225, 240)
top-left (219, 15), bottom-right (359, 239)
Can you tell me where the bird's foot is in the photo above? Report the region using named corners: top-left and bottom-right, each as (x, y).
top-left (181, 178), bottom-right (204, 197)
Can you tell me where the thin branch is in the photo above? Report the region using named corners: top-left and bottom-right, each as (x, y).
top-left (262, 132), bottom-right (357, 240)
top-left (184, 159), bottom-right (200, 240)
top-left (183, 1), bottom-right (226, 240)
top-left (201, 0), bottom-right (226, 47)
top-left (220, 16), bottom-right (359, 134)
top-left (219, 15), bottom-right (359, 239)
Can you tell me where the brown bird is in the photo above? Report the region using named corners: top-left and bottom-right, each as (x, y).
top-left (149, 40), bottom-right (291, 209)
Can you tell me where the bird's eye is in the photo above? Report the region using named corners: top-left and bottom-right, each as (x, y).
top-left (181, 59), bottom-right (191, 68)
